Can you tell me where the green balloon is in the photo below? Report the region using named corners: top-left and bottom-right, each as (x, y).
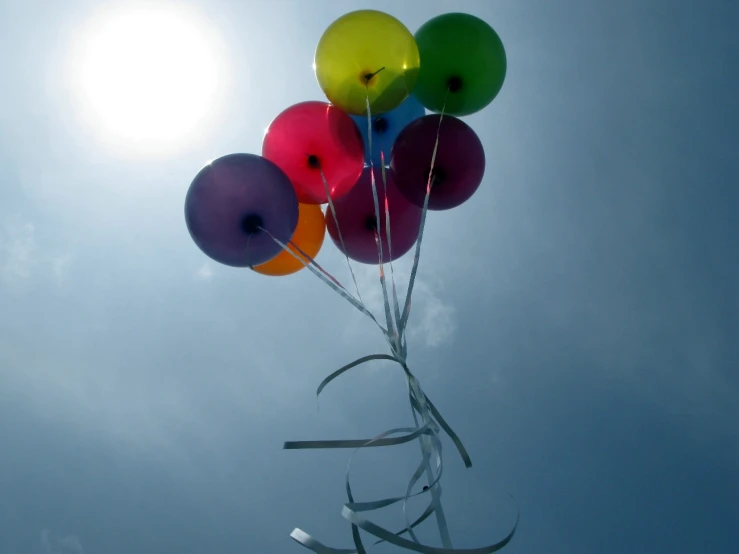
top-left (413, 13), bottom-right (507, 116)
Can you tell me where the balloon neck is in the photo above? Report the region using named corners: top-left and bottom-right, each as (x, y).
top-left (364, 215), bottom-right (379, 231)
top-left (307, 155), bottom-right (320, 169)
top-left (373, 117), bottom-right (389, 134)
top-left (241, 214), bottom-right (264, 235)
top-left (428, 167), bottom-right (447, 187)
top-left (448, 76), bottom-right (463, 93)
top-left (361, 66), bottom-right (386, 86)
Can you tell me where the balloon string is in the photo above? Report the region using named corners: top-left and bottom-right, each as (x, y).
top-left (281, 88), bottom-right (519, 554)
top-left (365, 94), bottom-right (400, 355)
top-left (281, 236), bottom-right (394, 344)
top-left (301, 353), bottom-right (471, 468)
top-left (285, 350), bottom-right (518, 554)
top-left (360, 89), bottom-right (401, 354)
top-left (285, 355), bottom-right (447, 547)
top-left (365, 89), bottom-right (452, 550)
top-left (266, 161), bottom-right (394, 342)
top-left (253, 222), bottom-right (359, 311)
top-left (392, 87), bottom-right (454, 547)
top-left (316, 163), bottom-right (374, 324)
top-left (380, 151), bottom-right (406, 357)
top-left (259, 226), bottom-right (388, 336)
top-left (363, 66), bottom-right (386, 82)
top-left (399, 88), bottom-right (451, 339)
top-left (284, 236), bottom-right (352, 294)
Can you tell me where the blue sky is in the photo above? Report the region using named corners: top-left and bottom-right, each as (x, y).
top-left (1, 1), bottom-right (737, 553)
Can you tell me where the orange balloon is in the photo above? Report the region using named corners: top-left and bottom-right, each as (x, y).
top-left (252, 203), bottom-right (326, 276)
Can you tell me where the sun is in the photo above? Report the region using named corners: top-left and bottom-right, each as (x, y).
top-left (70, 6), bottom-right (224, 153)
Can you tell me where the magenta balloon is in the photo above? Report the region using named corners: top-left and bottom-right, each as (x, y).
top-left (262, 101), bottom-right (365, 205)
top-left (326, 167), bottom-right (422, 265)
top-left (185, 153), bottom-right (299, 267)
top-left (390, 114), bottom-right (485, 210)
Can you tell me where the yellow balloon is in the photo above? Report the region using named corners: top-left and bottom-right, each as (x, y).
top-left (314, 10), bottom-right (420, 116)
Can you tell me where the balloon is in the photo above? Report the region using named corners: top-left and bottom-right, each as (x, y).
top-left (390, 114), bottom-right (485, 211)
top-left (252, 203), bottom-right (326, 277)
top-left (184, 153), bottom-right (299, 267)
top-left (262, 101), bottom-right (364, 205)
top-left (412, 13), bottom-right (507, 116)
top-left (326, 167), bottom-right (422, 265)
top-left (351, 95), bottom-right (425, 167)
top-left (314, 10), bottom-right (420, 116)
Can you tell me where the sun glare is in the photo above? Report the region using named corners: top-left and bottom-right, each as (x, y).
top-left (71, 6), bottom-right (224, 153)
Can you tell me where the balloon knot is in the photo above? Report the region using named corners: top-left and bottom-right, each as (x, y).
top-left (448, 76), bottom-right (463, 92)
top-left (307, 155), bottom-right (321, 169)
top-left (427, 167), bottom-right (447, 186)
top-left (373, 117), bottom-right (389, 134)
top-left (241, 214), bottom-right (264, 235)
top-left (362, 67), bottom-right (386, 85)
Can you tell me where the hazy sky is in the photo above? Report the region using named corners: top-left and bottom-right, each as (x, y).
top-left (1, 1), bottom-right (737, 553)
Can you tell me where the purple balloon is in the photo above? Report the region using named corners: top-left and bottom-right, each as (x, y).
top-left (185, 153), bottom-right (299, 267)
top-left (390, 114), bottom-right (485, 210)
top-left (326, 167), bottom-right (422, 265)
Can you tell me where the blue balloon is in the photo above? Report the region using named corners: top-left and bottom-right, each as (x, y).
top-left (351, 95), bottom-right (426, 167)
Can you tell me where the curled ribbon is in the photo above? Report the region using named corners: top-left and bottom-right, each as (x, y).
top-left (258, 87), bottom-right (518, 553)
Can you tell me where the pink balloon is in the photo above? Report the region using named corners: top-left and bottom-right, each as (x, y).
top-left (326, 167), bottom-right (422, 264)
top-left (262, 101), bottom-right (365, 205)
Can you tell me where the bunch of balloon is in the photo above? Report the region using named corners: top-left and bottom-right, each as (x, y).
top-left (183, 8), bottom-right (516, 554)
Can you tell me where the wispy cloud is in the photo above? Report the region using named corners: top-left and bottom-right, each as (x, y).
top-left (51, 253), bottom-right (75, 287)
top-left (194, 263), bottom-right (214, 282)
top-left (0, 215), bottom-right (36, 283)
top-left (40, 529), bottom-right (85, 554)
top-left (337, 256), bottom-right (457, 349)
top-left (405, 279), bottom-right (457, 348)
top-left (0, 216), bottom-right (77, 288)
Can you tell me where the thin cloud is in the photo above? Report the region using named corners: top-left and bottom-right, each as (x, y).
top-left (0, 215), bottom-right (36, 284)
top-left (338, 257), bottom-right (457, 349)
top-left (40, 529), bottom-right (85, 554)
top-left (51, 253), bottom-right (74, 287)
top-left (194, 263), bottom-right (214, 282)
top-left (406, 279), bottom-right (457, 348)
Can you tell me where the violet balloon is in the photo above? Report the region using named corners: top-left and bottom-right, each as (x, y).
top-left (326, 167), bottom-right (422, 265)
top-left (390, 115), bottom-right (486, 210)
top-left (185, 153), bottom-right (299, 267)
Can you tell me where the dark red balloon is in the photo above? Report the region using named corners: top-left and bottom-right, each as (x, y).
top-left (326, 167), bottom-right (422, 265)
top-left (262, 101), bottom-right (365, 205)
top-left (390, 114), bottom-right (485, 210)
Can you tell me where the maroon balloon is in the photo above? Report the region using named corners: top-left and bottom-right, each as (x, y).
top-left (262, 101), bottom-right (365, 205)
top-left (326, 167), bottom-right (422, 265)
top-left (390, 114), bottom-right (486, 210)
top-left (185, 153), bottom-right (299, 267)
